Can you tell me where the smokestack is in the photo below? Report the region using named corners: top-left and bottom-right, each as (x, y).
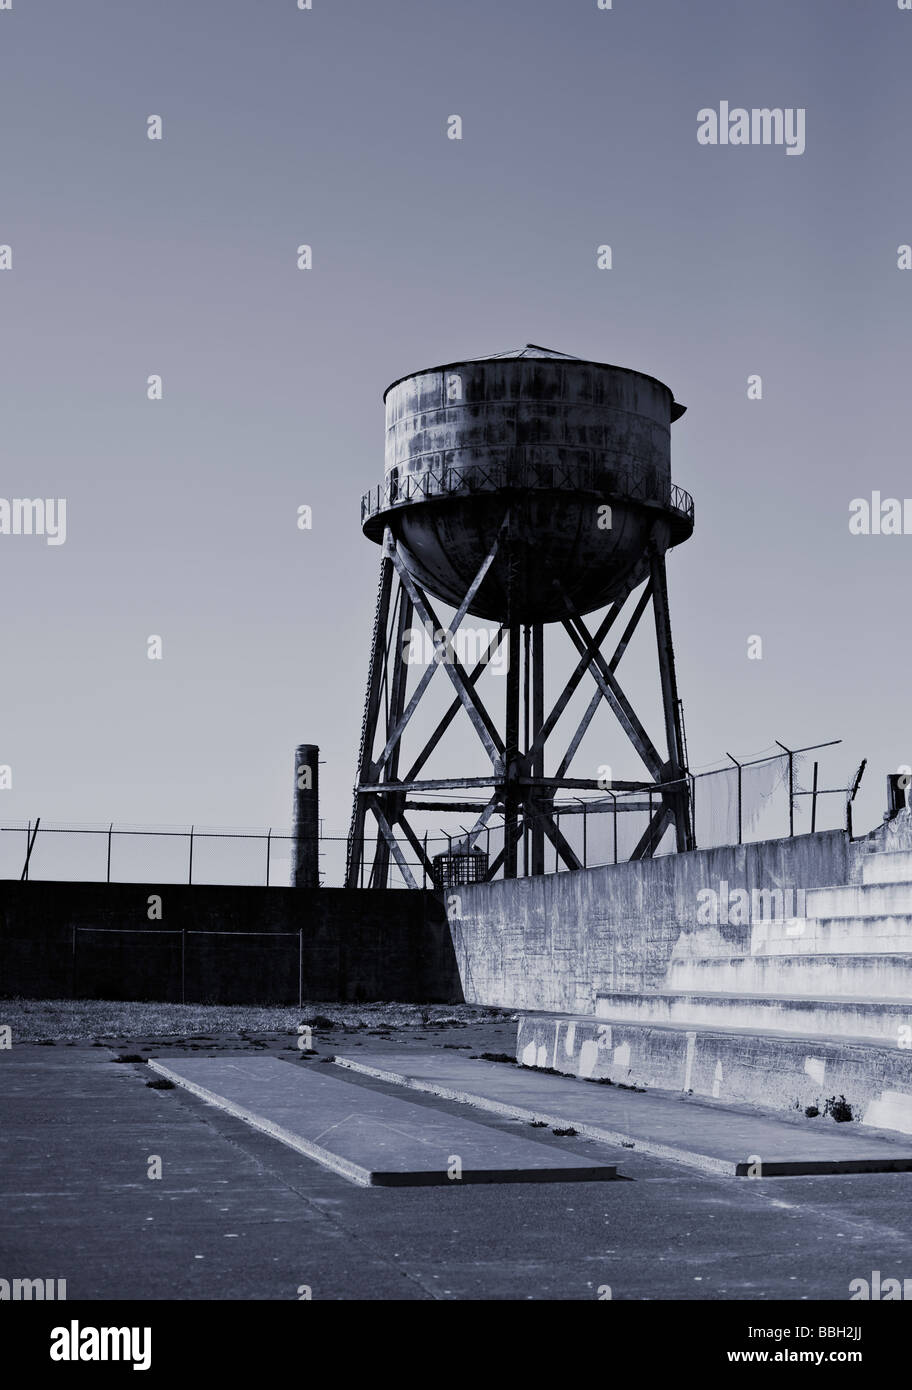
top-left (292, 743), bottom-right (319, 888)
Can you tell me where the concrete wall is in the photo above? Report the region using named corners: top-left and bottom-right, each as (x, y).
top-left (0, 881), bottom-right (461, 1005)
top-left (447, 830), bottom-right (849, 1014)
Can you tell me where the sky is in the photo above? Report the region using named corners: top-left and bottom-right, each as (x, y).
top-left (0, 0), bottom-right (909, 882)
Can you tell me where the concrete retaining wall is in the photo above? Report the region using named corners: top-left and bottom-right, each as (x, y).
top-left (447, 829), bottom-right (850, 1014)
top-left (0, 881), bottom-right (461, 1005)
top-left (515, 1013), bottom-right (912, 1134)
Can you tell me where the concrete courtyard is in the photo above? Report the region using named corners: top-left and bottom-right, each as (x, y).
top-left (2, 1014), bottom-right (911, 1302)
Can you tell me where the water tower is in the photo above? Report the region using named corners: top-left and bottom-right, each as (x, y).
top-left (345, 345), bottom-right (695, 888)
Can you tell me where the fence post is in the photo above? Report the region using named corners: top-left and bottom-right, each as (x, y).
top-left (71, 925), bottom-right (77, 998)
top-left (810, 761), bottom-right (819, 833)
top-left (846, 759), bottom-right (867, 838)
top-left (181, 928), bottom-right (186, 1005)
top-left (726, 754), bottom-right (743, 845)
top-left (775, 742), bottom-right (795, 837)
top-left (188, 826), bottom-right (194, 885)
top-left (298, 927), bottom-right (303, 1009)
top-left (265, 828), bottom-right (272, 887)
top-left (610, 791), bottom-right (618, 864)
top-left (106, 823), bottom-right (113, 883)
top-left (21, 818), bottom-right (40, 881)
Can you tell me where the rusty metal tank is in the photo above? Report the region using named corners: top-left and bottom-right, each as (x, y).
top-left (361, 345), bottom-right (693, 624)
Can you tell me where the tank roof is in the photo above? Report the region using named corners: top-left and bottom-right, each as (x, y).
top-left (469, 343), bottom-right (584, 360)
top-left (382, 345), bottom-right (687, 419)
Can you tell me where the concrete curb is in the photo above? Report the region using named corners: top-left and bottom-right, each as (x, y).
top-left (333, 1055), bottom-right (912, 1178)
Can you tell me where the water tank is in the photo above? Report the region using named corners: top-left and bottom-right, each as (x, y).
top-left (361, 345), bottom-right (693, 624)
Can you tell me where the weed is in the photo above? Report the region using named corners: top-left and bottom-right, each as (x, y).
top-left (823, 1095), bottom-right (853, 1123)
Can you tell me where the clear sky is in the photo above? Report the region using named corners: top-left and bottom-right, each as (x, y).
top-left (0, 0), bottom-right (908, 879)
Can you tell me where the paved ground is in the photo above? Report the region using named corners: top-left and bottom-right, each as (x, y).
top-left (2, 1021), bottom-right (912, 1300)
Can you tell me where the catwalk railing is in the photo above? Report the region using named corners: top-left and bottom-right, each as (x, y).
top-left (361, 456), bottom-right (695, 529)
top-left (0, 741), bottom-right (862, 889)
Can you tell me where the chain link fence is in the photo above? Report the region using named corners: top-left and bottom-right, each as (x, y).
top-left (1, 740), bottom-right (862, 888)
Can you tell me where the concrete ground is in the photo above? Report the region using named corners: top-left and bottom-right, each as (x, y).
top-left (2, 1019), bottom-right (912, 1300)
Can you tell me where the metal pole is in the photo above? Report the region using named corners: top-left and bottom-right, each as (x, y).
top-left (810, 761), bottom-right (819, 834)
top-left (726, 754), bottom-right (742, 845)
top-left (649, 545), bottom-right (693, 851)
top-left (106, 823), bottom-right (113, 883)
top-left (188, 826), bottom-right (194, 884)
top-left (574, 798), bottom-right (588, 868)
top-left (21, 818), bottom-right (40, 881)
top-left (181, 928), bottom-right (186, 1005)
top-left (611, 791), bottom-right (618, 864)
top-left (504, 623), bottom-right (520, 878)
top-left (846, 758), bottom-right (866, 838)
top-left (266, 828), bottom-right (271, 887)
top-left (298, 927), bottom-right (303, 1009)
top-left (71, 924), bottom-right (77, 998)
top-left (423, 833), bottom-right (428, 890)
top-left (531, 621), bottom-right (545, 876)
top-left (775, 742), bottom-right (795, 837)
top-left (347, 553), bottom-right (395, 888)
top-left (523, 623), bottom-right (531, 878)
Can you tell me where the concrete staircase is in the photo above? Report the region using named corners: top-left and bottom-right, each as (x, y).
top-left (516, 824), bottom-right (912, 1135)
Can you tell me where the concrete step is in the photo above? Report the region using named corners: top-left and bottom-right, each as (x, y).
top-left (751, 912), bottom-right (912, 956)
top-left (806, 880), bottom-right (912, 918)
top-left (668, 952), bottom-right (912, 998)
top-left (862, 850), bottom-right (912, 885)
top-left (149, 1055), bottom-right (617, 1186)
top-left (333, 1048), bottom-right (912, 1176)
top-left (594, 990), bottom-right (912, 1045)
top-left (513, 1013), bottom-right (912, 1136)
